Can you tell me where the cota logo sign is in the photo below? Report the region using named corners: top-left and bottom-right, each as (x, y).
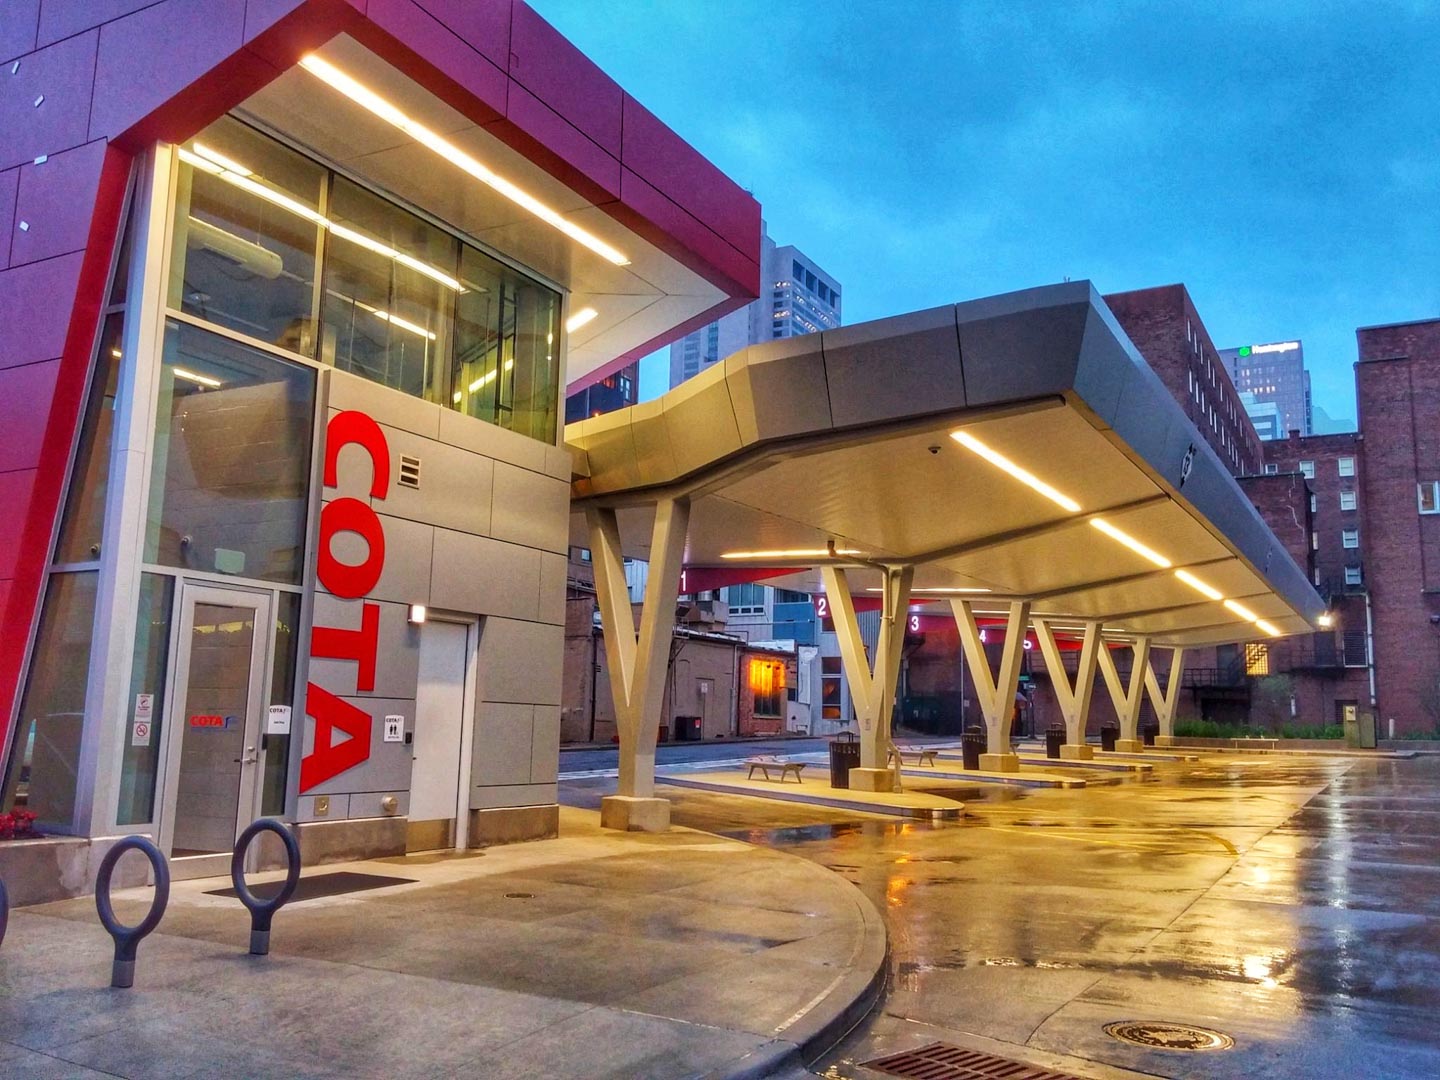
top-left (299, 410), bottom-right (389, 792)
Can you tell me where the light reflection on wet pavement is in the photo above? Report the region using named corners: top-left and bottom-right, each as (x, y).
top-left (569, 752), bottom-right (1440, 1078)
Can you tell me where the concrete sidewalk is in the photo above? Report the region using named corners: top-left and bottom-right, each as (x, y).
top-left (0, 808), bottom-right (885, 1079)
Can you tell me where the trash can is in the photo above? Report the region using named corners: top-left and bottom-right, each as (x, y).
top-left (829, 731), bottom-right (860, 788)
top-left (673, 715), bottom-right (701, 742)
top-left (1100, 723), bottom-right (1118, 752)
top-left (961, 727), bottom-right (986, 770)
top-left (1045, 724), bottom-right (1066, 759)
top-left (1141, 721), bottom-right (1158, 747)
top-left (658, 724), bottom-right (669, 744)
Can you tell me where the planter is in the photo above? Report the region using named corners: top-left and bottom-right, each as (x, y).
top-left (0, 835), bottom-right (152, 907)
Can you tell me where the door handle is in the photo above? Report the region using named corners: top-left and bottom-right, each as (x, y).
top-left (234, 746), bottom-right (259, 765)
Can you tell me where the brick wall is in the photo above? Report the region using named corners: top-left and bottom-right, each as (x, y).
top-left (1357, 319), bottom-right (1440, 732)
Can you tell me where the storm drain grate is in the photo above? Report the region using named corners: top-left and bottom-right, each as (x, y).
top-left (863, 1042), bottom-right (1083, 1080)
top-left (1104, 1021), bottom-right (1233, 1051)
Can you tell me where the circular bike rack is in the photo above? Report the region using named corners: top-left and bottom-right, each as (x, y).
top-left (94, 836), bottom-right (170, 989)
top-left (0, 876), bottom-right (10, 949)
top-left (230, 818), bottom-right (301, 956)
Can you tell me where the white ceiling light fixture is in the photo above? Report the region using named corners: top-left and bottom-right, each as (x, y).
top-left (1223, 598), bottom-right (1260, 622)
top-left (866, 586), bottom-right (991, 594)
top-left (566, 307), bottom-right (599, 334)
top-left (299, 54), bottom-right (631, 267)
top-left (1089, 518), bottom-right (1172, 568)
top-left (950, 430), bottom-right (1081, 513)
top-left (1175, 568), bottom-right (1224, 600)
top-left (172, 367), bottom-right (222, 388)
top-left (720, 547), bottom-right (862, 560)
top-left (1255, 619), bottom-right (1282, 637)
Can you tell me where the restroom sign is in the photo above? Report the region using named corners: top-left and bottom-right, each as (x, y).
top-left (383, 715), bottom-right (404, 743)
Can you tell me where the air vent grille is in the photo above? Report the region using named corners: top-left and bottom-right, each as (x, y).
top-left (398, 454), bottom-right (421, 489)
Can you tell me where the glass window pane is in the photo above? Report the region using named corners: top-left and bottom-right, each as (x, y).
top-left (2, 572), bottom-right (98, 829)
top-left (452, 243), bottom-right (559, 443)
top-left (54, 315), bottom-right (124, 564)
top-left (320, 176), bottom-right (455, 400)
top-left (262, 592), bottom-right (301, 815)
top-left (169, 116), bottom-right (324, 354)
top-left (145, 320), bottom-right (316, 584)
top-left (116, 573), bottom-right (175, 826)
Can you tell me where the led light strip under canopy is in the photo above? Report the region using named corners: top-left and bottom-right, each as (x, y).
top-left (299, 54), bottom-right (631, 267)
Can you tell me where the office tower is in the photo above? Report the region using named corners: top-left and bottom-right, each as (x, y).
top-left (1221, 340), bottom-right (1312, 438)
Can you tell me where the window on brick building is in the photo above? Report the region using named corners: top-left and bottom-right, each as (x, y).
top-left (1344, 566), bottom-right (1363, 587)
top-left (1342, 528), bottom-right (1359, 549)
top-left (1340, 491), bottom-right (1357, 511)
top-left (1299, 460), bottom-right (1315, 478)
top-left (1338, 456), bottom-right (1355, 477)
top-left (1419, 481), bottom-right (1440, 515)
top-left (1264, 464), bottom-right (1279, 475)
top-left (1245, 643), bottom-right (1270, 676)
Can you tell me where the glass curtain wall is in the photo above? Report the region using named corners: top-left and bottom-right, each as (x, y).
top-left (167, 116), bottom-right (561, 443)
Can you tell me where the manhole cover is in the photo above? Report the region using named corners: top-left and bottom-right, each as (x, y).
top-left (864, 1042), bottom-right (1082, 1079)
top-left (1104, 1021), bottom-right (1234, 1051)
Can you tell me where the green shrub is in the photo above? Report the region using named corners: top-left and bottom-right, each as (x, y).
top-left (1173, 720), bottom-right (1343, 740)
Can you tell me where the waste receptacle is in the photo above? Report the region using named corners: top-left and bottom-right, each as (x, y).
top-left (658, 724), bottom-right (669, 744)
top-left (1358, 709), bottom-right (1377, 749)
top-left (1141, 721), bottom-right (1158, 747)
top-left (1045, 724), bottom-right (1066, 759)
top-left (829, 731), bottom-right (860, 788)
top-left (961, 726), bottom-right (986, 770)
top-left (673, 715), bottom-right (701, 741)
top-left (1100, 723), bottom-right (1118, 752)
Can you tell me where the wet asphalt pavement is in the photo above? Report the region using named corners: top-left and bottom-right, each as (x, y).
top-left (564, 749), bottom-right (1440, 1078)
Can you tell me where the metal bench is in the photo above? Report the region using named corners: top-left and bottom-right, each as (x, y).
top-left (745, 757), bottom-right (806, 783)
top-left (889, 747), bottom-right (939, 767)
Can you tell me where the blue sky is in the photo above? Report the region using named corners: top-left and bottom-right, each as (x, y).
top-left (535, 1), bottom-right (1439, 423)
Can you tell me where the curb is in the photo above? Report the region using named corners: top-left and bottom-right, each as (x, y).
top-left (699, 842), bottom-right (890, 1080)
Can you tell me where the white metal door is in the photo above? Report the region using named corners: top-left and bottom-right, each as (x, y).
top-left (409, 619), bottom-right (473, 850)
top-left (158, 584), bottom-right (272, 875)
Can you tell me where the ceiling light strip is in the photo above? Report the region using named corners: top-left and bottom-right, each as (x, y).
top-left (1089, 518), bottom-right (1172, 568)
top-left (299, 54), bottom-right (630, 267)
top-left (949, 430), bottom-right (1081, 512)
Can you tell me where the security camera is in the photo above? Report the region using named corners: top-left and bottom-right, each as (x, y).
top-left (1430, 614), bottom-right (1440, 625)
top-left (928, 445), bottom-right (941, 455)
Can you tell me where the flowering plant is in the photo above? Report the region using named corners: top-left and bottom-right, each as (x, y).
top-left (0, 808), bottom-right (41, 840)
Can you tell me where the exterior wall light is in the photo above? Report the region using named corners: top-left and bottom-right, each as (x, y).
top-left (408, 604), bottom-right (427, 625)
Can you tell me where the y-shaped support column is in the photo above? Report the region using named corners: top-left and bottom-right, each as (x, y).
top-left (1145, 647), bottom-right (1186, 746)
top-left (953, 599), bottom-right (1032, 772)
top-left (1096, 636), bottom-right (1151, 753)
top-left (821, 564), bottom-right (913, 792)
top-left (1033, 617), bottom-right (1100, 760)
top-left (588, 499), bottom-right (689, 832)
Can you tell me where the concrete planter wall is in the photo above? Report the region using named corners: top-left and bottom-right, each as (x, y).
top-left (1170, 736), bottom-right (1348, 751)
top-left (0, 835), bottom-right (151, 907)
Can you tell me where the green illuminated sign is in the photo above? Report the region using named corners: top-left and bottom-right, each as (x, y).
top-left (1238, 346), bottom-right (1252, 357)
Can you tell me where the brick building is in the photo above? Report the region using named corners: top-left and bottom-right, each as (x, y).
top-left (1356, 319), bottom-right (1440, 734)
top-left (1104, 284), bottom-right (1265, 477)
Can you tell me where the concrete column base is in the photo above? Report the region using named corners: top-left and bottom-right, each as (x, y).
top-left (1112, 739), bottom-right (1145, 753)
top-left (600, 795), bottom-right (670, 832)
top-left (849, 767), bottom-right (895, 792)
top-left (979, 753), bottom-right (1021, 773)
top-left (1154, 735), bottom-right (1179, 747)
top-left (1059, 744), bottom-right (1094, 761)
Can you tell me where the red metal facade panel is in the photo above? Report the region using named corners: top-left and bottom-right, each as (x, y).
top-left (10, 139), bottom-right (108, 267)
top-left (0, 361), bottom-right (63, 474)
top-left (0, 0), bottom-right (39, 62)
top-left (508, 3), bottom-right (622, 158)
top-left (0, 166), bottom-right (17, 267)
top-left (412, 0), bottom-right (510, 70)
top-left (36, 0), bottom-right (159, 48)
top-left (88, 0), bottom-right (250, 143)
top-left (621, 94), bottom-right (762, 266)
top-left (356, 0), bottom-right (507, 123)
top-left (503, 80), bottom-right (621, 202)
top-left (0, 252), bottom-right (85, 370)
top-left (0, 30), bottom-right (98, 171)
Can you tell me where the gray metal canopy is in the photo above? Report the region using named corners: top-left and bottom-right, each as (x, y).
top-left (565, 281), bottom-right (1325, 647)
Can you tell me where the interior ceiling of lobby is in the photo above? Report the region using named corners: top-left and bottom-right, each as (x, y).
top-left (238, 33), bottom-right (729, 388)
top-left (565, 287), bottom-right (1327, 649)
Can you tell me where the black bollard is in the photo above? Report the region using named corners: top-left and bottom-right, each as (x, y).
top-left (230, 818), bottom-right (301, 956)
top-left (94, 836), bottom-right (169, 989)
